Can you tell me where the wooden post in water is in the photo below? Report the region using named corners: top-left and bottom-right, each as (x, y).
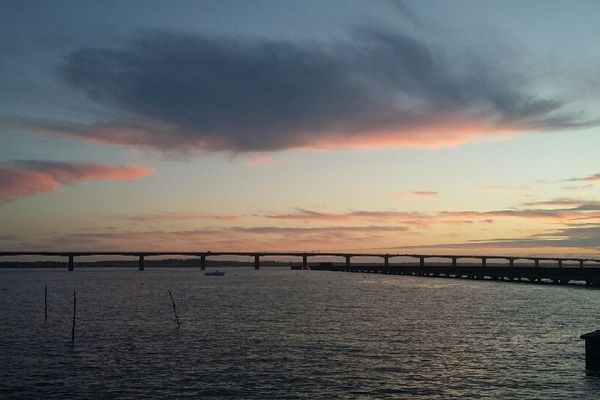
top-left (581, 330), bottom-right (600, 373)
top-left (71, 291), bottom-right (76, 344)
top-left (44, 285), bottom-right (48, 320)
top-left (168, 290), bottom-right (181, 327)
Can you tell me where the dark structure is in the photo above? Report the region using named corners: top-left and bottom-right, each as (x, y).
top-left (1, 251), bottom-right (599, 286)
top-left (313, 261), bottom-right (600, 286)
top-left (581, 330), bottom-right (600, 372)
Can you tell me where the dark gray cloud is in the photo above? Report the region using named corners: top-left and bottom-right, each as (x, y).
top-left (41, 28), bottom-right (596, 153)
top-left (388, 223), bottom-right (600, 252)
top-left (563, 173), bottom-right (600, 184)
top-left (469, 224), bottom-right (600, 250)
top-left (388, 0), bottom-right (422, 26)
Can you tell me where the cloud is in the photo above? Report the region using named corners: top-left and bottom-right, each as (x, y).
top-left (229, 225), bottom-right (409, 234)
top-left (122, 212), bottom-right (240, 222)
top-left (12, 27), bottom-right (594, 154)
top-left (480, 185), bottom-right (531, 194)
top-left (0, 160), bottom-right (153, 203)
top-left (561, 184), bottom-right (593, 191)
top-left (265, 204), bottom-right (600, 226)
top-left (564, 173), bottom-right (600, 184)
top-left (521, 198), bottom-right (600, 208)
top-left (458, 224), bottom-right (600, 251)
top-left (373, 216), bottom-right (600, 254)
top-left (391, 191), bottom-right (439, 199)
top-left (388, 0), bottom-right (422, 26)
top-left (24, 224), bottom-right (411, 252)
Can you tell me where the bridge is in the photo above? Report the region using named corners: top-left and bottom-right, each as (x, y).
top-left (2, 251), bottom-right (600, 286)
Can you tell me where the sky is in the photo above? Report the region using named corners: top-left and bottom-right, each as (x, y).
top-left (1, 0), bottom-right (600, 256)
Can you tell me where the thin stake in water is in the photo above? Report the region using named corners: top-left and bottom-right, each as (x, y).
top-left (44, 285), bottom-right (48, 320)
top-left (71, 291), bottom-right (76, 344)
top-left (168, 290), bottom-right (181, 327)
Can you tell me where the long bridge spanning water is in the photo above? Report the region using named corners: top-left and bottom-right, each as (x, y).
top-left (2, 251), bottom-right (600, 286)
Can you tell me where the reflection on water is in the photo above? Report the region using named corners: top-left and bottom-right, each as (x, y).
top-left (1, 267), bottom-right (599, 399)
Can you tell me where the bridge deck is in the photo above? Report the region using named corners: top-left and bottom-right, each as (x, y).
top-left (312, 263), bottom-right (600, 287)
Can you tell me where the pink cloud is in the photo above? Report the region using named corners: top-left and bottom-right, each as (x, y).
top-left (0, 160), bottom-right (153, 203)
top-left (246, 154), bottom-right (271, 166)
top-left (10, 117), bottom-right (525, 154)
top-left (28, 224), bottom-right (411, 253)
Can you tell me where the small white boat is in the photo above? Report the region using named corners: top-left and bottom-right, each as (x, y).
top-left (205, 270), bottom-right (226, 276)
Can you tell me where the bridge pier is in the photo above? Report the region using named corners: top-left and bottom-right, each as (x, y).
top-left (384, 255), bottom-right (389, 268)
top-left (508, 258), bottom-right (514, 268)
top-left (419, 257), bottom-right (425, 267)
top-left (200, 255), bottom-right (206, 270)
top-left (345, 256), bottom-right (351, 271)
top-left (558, 259), bottom-right (563, 268)
top-left (302, 255), bottom-right (308, 270)
top-left (452, 257), bottom-right (457, 267)
top-left (254, 255), bottom-right (260, 270)
top-left (580, 260), bottom-right (584, 269)
top-left (534, 259), bottom-right (539, 268)
top-left (138, 255), bottom-right (144, 271)
top-left (68, 255), bottom-right (74, 271)
top-left (481, 257), bottom-right (487, 267)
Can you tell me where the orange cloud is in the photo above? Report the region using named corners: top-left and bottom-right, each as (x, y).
top-left (480, 185), bottom-right (531, 194)
top-left (266, 206), bottom-right (600, 226)
top-left (123, 212), bottom-right (240, 222)
top-left (0, 160), bottom-right (153, 203)
top-left (391, 191), bottom-right (439, 199)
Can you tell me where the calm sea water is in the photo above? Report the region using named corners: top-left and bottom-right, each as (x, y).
top-left (1, 267), bottom-right (600, 399)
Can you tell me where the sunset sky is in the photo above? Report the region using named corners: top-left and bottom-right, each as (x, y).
top-left (1, 0), bottom-right (600, 256)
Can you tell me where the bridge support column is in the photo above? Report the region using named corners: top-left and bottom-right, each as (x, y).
top-left (68, 255), bottom-right (74, 271)
top-left (481, 258), bottom-right (487, 267)
top-left (508, 258), bottom-right (514, 268)
top-left (580, 260), bottom-right (584, 269)
top-left (384, 255), bottom-right (389, 268)
top-left (138, 255), bottom-right (144, 271)
top-left (452, 257), bottom-right (457, 267)
top-left (558, 259), bottom-right (563, 268)
top-left (302, 255), bottom-right (308, 270)
top-left (419, 257), bottom-right (425, 267)
top-left (345, 256), bottom-right (351, 271)
top-left (254, 255), bottom-right (260, 270)
top-left (200, 255), bottom-right (206, 270)
top-left (534, 259), bottom-right (539, 268)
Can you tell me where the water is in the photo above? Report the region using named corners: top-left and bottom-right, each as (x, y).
top-left (1, 267), bottom-right (600, 399)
